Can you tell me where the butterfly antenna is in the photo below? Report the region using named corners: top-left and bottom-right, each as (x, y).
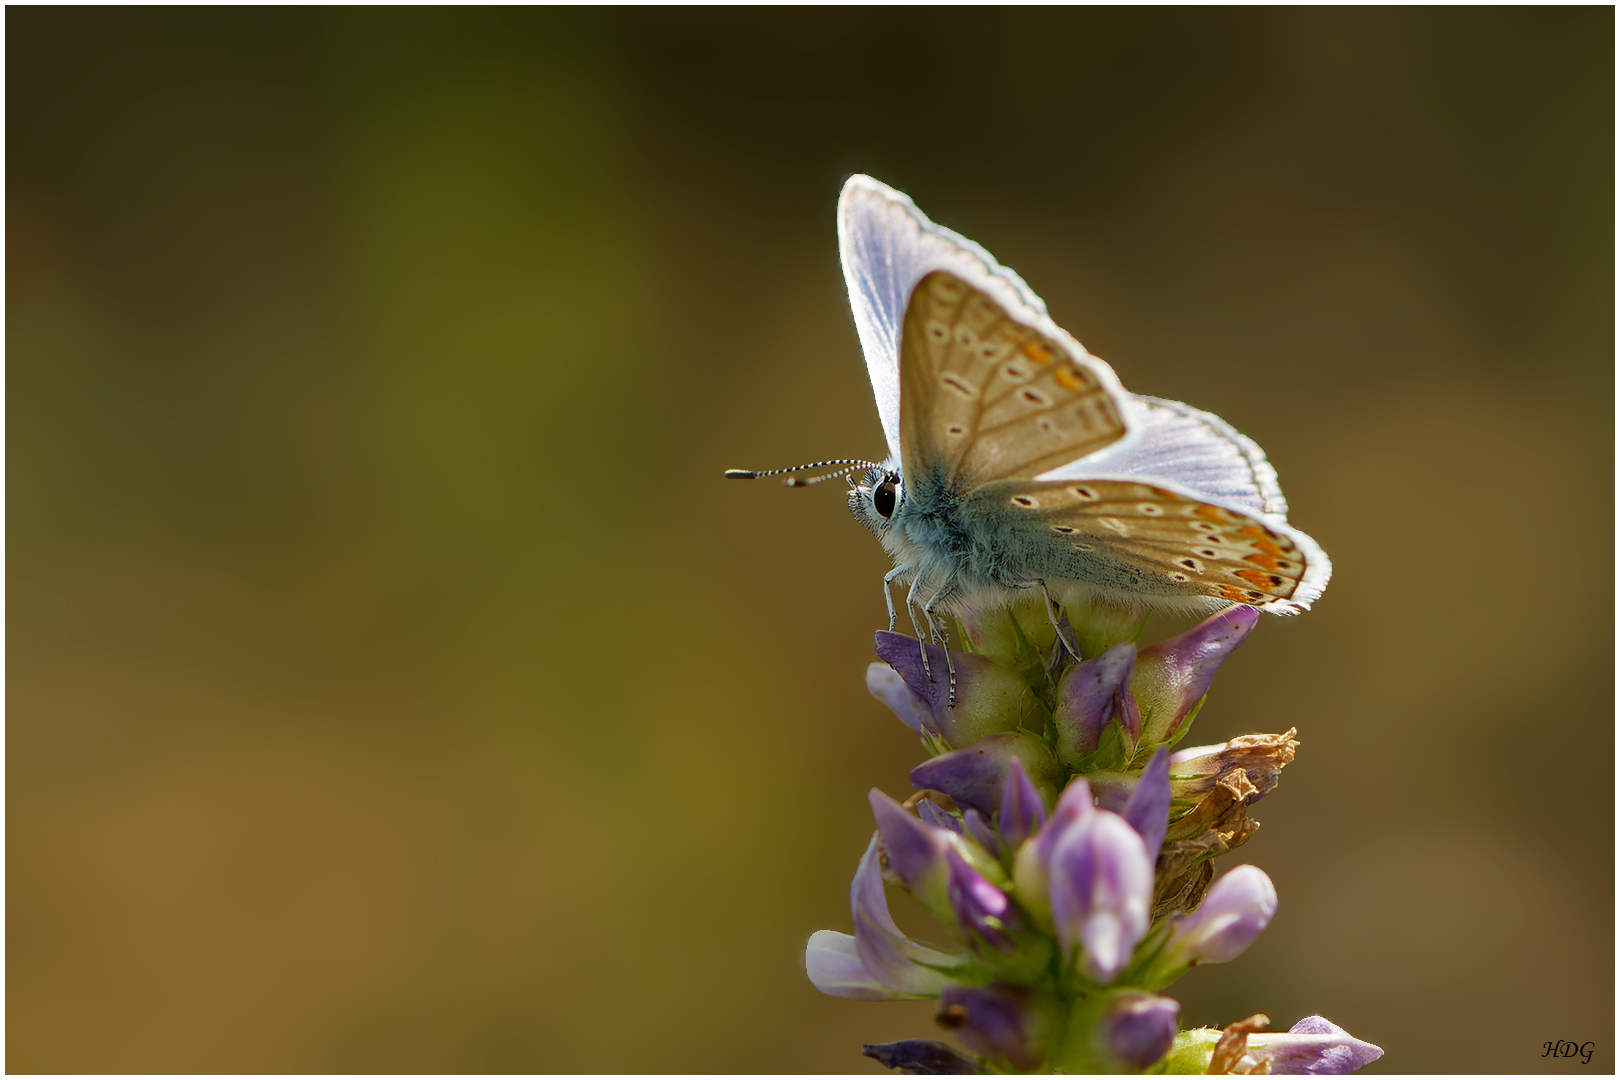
top-left (724, 459), bottom-right (881, 488)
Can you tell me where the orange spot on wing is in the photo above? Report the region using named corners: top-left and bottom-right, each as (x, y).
top-left (1021, 342), bottom-right (1056, 365)
top-left (1244, 553), bottom-right (1280, 571)
top-left (1053, 366), bottom-right (1082, 391)
top-left (1218, 585), bottom-right (1248, 602)
top-left (1233, 568), bottom-right (1277, 591)
top-left (1194, 505), bottom-right (1228, 524)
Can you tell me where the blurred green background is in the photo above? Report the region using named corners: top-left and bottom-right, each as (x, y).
top-left (7, 8), bottom-right (1612, 1073)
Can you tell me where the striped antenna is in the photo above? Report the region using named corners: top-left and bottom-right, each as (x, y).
top-left (724, 459), bottom-right (882, 488)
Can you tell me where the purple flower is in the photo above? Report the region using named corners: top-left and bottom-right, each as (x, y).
top-left (1011, 776), bottom-right (1096, 931)
top-left (869, 790), bottom-right (1005, 925)
top-left (961, 808), bottom-right (1000, 857)
top-left (1134, 606), bottom-right (1258, 744)
top-left (1121, 747), bottom-right (1171, 862)
top-left (937, 984), bottom-right (1053, 1072)
top-left (1097, 991), bottom-right (1180, 1072)
top-left (1086, 771), bottom-right (1134, 815)
top-left (1248, 1016), bottom-right (1384, 1075)
top-left (945, 847), bottom-right (1015, 950)
top-left (909, 731), bottom-right (1058, 820)
top-left (998, 756), bottom-right (1047, 851)
top-left (805, 835), bottom-right (965, 1000)
top-left (874, 632), bottom-right (1030, 748)
top-left (1047, 808), bottom-right (1155, 982)
top-left (917, 799), bottom-right (962, 834)
top-left (1038, 776), bottom-right (1096, 857)
top-left (861, 1040), bottom-right (980, 1075)
top-left (869, 789), bottom-right (956, 915)
top-left (1053, 643), bottom-right (1141, 766)
top-left (867, 662), bottom-right (928, 735)
top-left (1169, 1015), bottom-right (1383, 1075)
top-left (1164, 864), bottom-right (1277, 966)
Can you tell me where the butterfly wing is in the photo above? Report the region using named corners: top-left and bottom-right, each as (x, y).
top-left (1046, 395), bottom-right (1289, 519)
top-left (838, 174), bottom-right (1133, 463)
top-left (962, 475), bottom-right (1331, 614)
top-left (900, 271), bottom-right (1129, 488)
top-left (840, 176), bottom-right (1331, 613)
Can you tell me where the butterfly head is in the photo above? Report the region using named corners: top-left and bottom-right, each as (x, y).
top-left (848, 462), bottom-right (904, 537)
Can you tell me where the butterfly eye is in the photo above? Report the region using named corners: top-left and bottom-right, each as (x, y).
top-left (873, 480), bottom-right (898, 519)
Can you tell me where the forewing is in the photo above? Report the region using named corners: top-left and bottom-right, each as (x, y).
top-left (838, 174), bottom-right (1130, 463)
top-left (978, 476), bottom-right (1331, 613)
top-left (900, 272), bottom-right (1127, 488)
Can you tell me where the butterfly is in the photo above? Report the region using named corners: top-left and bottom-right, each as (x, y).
top-left (730, 175), bottom-right (1330, 672)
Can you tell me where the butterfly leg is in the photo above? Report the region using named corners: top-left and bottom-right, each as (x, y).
top-left (882, 565), bottom-right (909, 632)
top-left (922, 583), bottom-right (959, 708)
top-left (1012, 578), bottom-right (1083, 662)
top-left (904, 574), bottom-right (934, 682)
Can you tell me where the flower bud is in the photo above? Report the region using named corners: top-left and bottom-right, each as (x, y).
top-left (1013, 776), bottom-right (1096, 931)
top-left (866, 662), bottom-right (927, 735)
top-left (917, 798), bottom-right (961, 834)
top-left (945, 847), bottom-right (1016, 951)
top-left (937, 984), bottom-right (1056, 1072)
top-left (875, 631), bottom-right (1031, 747)
top-left (1048, 809), bottom-right (1154, 983)
top-left (1249, 1016), bottom-right (1384, 1074)
top-left (1133, 605), bottom-right (1258, 744)
top-left (961, 808), bottom-right (1000, 858)
top-left (997, 756), bottom-right (1047, 852)
top-left (957, 596), bottom-right (1055, 669)
top-left (1096, 991), bottom-right (1180, 1072)
top-left (1054, 643), bottom-right (1140, 767)
top-left (1064, 596), bottom-right (1149, 661)
top-left (1086, 770), bottom-right (1134, 814)
top-left (1038, 776), bottom-right (1097, 863)
top-left (1121, 747), bottom-right (1171, 862)
top-left (909, 731), bottom-right (1059, 819)
top-left (1164, 1016), bottom-right (1383, 1075)
top-left (861, 1040), bottom-right (979, 1075)
top-left (1163, 864), bottom-right (1277, 968)
top-left (869, 789), bottom-right (954, 917)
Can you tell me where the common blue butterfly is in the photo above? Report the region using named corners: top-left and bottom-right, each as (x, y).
top-left (730, 176), bottom-right (1330, 668)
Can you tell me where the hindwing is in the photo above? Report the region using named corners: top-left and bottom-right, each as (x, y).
top-left (970, 476), bottom-right (1330, 613)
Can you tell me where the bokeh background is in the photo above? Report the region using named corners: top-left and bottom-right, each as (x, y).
top-left (8, 8), bottom-right (1612, 1073)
